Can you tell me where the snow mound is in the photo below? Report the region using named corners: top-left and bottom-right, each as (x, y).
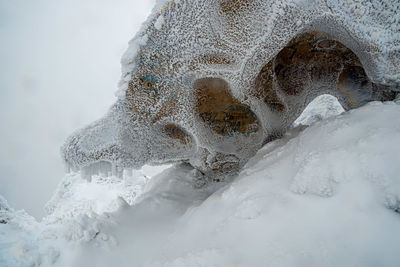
top-left (2, 100), bottom-right (400, 266)
top-left (0, 166), bottom-right (166, 266)
top-left (293, 94), bottom-right (345, 127)
top-left (67, 101), bottom-right (400, 267)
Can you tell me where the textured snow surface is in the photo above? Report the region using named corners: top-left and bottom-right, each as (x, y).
top-left (2, 100), bottom-right (400, 266)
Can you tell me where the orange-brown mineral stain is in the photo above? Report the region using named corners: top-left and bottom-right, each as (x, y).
top-left (195, 77), bottom-right (259, 136)
top-left (163, 124), bottom-right (192, 144)
top-left (254, 61), bottom-right (286, 112)
top-left (195, 53), bottom-right (232, 66)
top-left (220, 0), bottom-right (252, 13)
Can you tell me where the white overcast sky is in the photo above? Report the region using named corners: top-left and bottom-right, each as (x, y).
top-left (0, 0), bottom-right (156, 218)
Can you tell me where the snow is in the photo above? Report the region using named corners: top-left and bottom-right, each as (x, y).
top-left (1, 99), bottom-right (400, 266)
top-left (154, 15), bottom-right (165, 30)
top-left (293, 94), bottom-right (345, 127)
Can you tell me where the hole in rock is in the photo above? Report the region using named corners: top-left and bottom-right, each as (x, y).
top-left (163, 124), bottom-right (193, 145)
top-left (254, 32), bottom-right (393, 111)
top-left (194, 77), bottom-right (259, 136)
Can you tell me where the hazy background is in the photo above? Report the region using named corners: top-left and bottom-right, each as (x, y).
top-left (0, 0), bottom-right (156, 218)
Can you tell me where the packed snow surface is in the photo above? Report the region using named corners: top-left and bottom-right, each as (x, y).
top-left (1, 99), bottom-right (400, 266)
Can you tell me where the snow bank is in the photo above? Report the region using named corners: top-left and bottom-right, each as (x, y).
top-left (1, 100), bottom-right (400, 266)
top-left (67, 101), bottom-right (400, 266)
top-left (0, 166), bottom-right (167, 266)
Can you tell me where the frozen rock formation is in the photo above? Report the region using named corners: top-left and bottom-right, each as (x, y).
top-left (62, 0), bottom-right (399, 179)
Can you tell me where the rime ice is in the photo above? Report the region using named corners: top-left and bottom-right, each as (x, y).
top-left (62, 0), bottom-right (399, 180)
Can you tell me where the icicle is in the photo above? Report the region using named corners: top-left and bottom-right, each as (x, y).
top-left (89, 162), bottom-right (96, 177)
top-left (92, 162), bottom-right (101, 177)
top-left (71, 165), bottom-right (79, 173)
top-left (64, 163), bottom-right (71, 174)
top-left (99, 161), bottom-right (111, 177)
top-left (124, 168), bottom-right (133, 178)
top-left (111, 163), bottom-right (118, 177)
top-left (81, 166), bottom-right (92, 182)
top-left (116, 165), bottom-right (123, 179)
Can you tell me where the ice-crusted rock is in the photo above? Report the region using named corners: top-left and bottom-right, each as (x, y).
top-left (62, 0), bottom-right (400, 179)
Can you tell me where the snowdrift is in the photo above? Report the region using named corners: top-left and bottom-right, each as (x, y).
top-left (1, 99), bottom-right (400, 266)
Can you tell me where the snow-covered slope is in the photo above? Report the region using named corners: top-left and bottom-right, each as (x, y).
top-left (1, 99), bottom-right (400, 266)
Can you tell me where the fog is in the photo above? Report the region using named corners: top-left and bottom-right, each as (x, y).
top-left (0, 0), bottom-right (155, 219)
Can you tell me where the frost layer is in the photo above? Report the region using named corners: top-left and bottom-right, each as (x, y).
top-left (62, 0), bottom-right (399, 178)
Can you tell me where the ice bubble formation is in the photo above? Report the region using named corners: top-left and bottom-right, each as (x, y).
top-left (62, 0), bottom-right (399, 180)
